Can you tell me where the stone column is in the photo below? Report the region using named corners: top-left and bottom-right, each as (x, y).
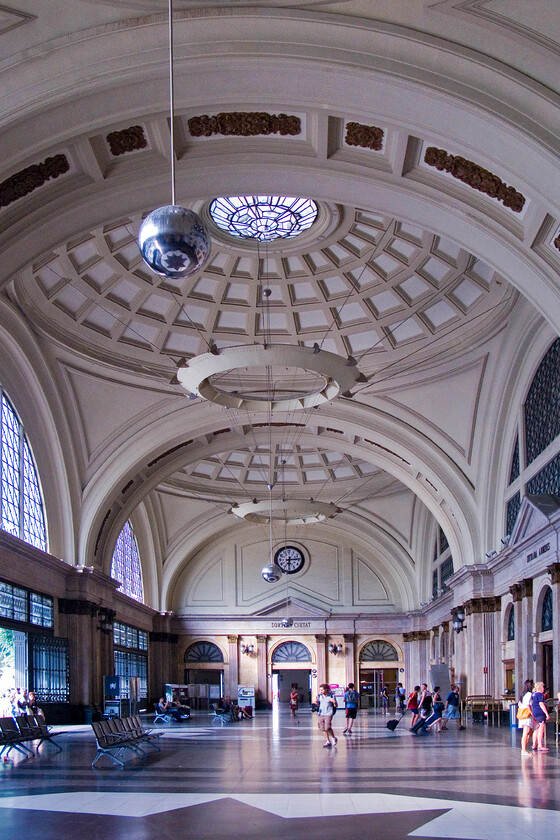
top-left (227, 635), bottom-right (239, 698)
top-left (431, 626), bottom-right (440, 663)
top-left (546, 563), bottom-right (560, 689)
top-left (58, 598), bottom-right (107, 708)
top-left (344, 634), bottom-right (356, 686)
top-left (150, 612), bottom-right (178, 703)
top-left (315, 634), bottom-right (327, 685)
top-left (510, 579), bottom-right (534, 684)
top-left (403, 631), bottom-right (430, 688)
top-left (464, 597), bottom-right (501, 696)
top-left (440, 621), bottom-right (449, 664)
top-left (256, 634), bottom-right (268, 707)
top-left (509, 582), bottom-right (523, 693)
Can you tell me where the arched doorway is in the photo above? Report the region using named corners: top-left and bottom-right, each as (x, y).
top-left (184, 640), bottom-right (225, 708)
top-left (270, 641), bottom-right (313, 707)
top-left (359, 640), bottom-right (401, 710)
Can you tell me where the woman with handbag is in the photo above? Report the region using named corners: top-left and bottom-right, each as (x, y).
top-left (517, 679), bottom-right (535, 754)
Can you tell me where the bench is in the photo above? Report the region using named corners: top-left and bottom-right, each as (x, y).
top-left (91, 716), bottom-right (162, 768)
top-left (0, 714), bottom-right (64, 759)
top-left (0, 716), bottom-right (35, 759)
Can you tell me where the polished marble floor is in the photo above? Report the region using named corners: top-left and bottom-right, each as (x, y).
top-left (0, 707), bottom-right (558, 839)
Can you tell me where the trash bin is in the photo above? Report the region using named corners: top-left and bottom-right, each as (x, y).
top-left (509, 703), bottom-right (518, 727)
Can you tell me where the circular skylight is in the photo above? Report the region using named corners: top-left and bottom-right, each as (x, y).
top-left (209, 195), bottom-right (318, 241)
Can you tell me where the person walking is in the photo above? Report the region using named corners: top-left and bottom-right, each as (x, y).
top-left (380, 684), bottom-right (389, 715)
top-left (408, 685), bottom-right (421, 729)
top-left (396, 682), bottom-right (406, 714)
top-left (343, 682), bottom-right (360, 734)
top-left (316, 683), bottom-right (338, 747)
top-left (440, 684), bottom-right (464, 731)
top-left (289, 687), bottom-right (299, 720)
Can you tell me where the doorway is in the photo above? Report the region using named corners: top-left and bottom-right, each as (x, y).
top-left (542, 643), bottom-right (553, 694)
top-left (359, 668), bottom-right (398, 710)
top-left (272, 668), bottom-right (311, 707)
top-left (0, 628), bottom-right (27, 715)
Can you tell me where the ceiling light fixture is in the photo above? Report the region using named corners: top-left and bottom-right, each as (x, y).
top-left (138, 0), bottom-right (211, 279)
top-left (177, 343), bottom-right (366, 410)
top-left (231, 498), bottom-right (340, 525)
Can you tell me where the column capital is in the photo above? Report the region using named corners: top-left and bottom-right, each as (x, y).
top-left (256, 635), bottom-right (268, 644)
top-left (403, 631), bottom-right (430, 642)
top-left (227, 634), bottom-right (238, 644)
top-left (465, 596), bottom-right (501, 615)
top-left (441, 621), bottom-right (449, 632)
top-left (343, 634), bottom-right (355, 643)
top-left (315, 634), bottom-right (326, 643)
top-left (546, 562), bottom-right (560, 585)
top-left (431, 626), bottom-right (440, 636)
top-left (510, 578), bottom-right (533, 601)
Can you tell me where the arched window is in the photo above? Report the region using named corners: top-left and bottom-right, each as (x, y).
top-left (360, 640), bottom-right (399, 661)
top-left (507, 606), bottom-right (515, 641)
top-left (541, 587), bottom-right (553, 632)
top-left (272, 641), bottom-right (311, 662)
top-left (184, 641), bottom-right (224, 663)
top-left (525, 338), bottom-right (560, 465)
top-left (0, 391), bottom-right (46, 550)
top-left (110, 521), bottom-right (143, 602)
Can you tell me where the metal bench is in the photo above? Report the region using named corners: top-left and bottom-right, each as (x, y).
top-left (0, 716), bottom-right (35, 759)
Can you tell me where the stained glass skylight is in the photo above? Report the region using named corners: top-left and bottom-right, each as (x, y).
top-left (111, 520), bottom-right (143, 602)
top-left (0, 391), bottom-right (46, 550)
top-left (209, 195), bottom-right (318, 241)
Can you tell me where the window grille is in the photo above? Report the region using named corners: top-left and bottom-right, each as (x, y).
top-left (360, 640), bottom-right (399, 661)
top-left (506, 493), bottom-right (521, 537)
top-left (29, 634), bottom-right (69, 703)
top-left (0, 391), bottom-right (46, 550)
top-left (271, 641), bottom-right (311, 662)
top-left (110, 521), bottom-right (143, 602)
top-left (114, 650), bottom-right (147, 699)
top-left (113, 621), bottom-right (148, 651)
top-left (541, 587), bottom-right (553, 632)
top-left (184, 641), bottom-right (224, 663)
top-left (525, 338), bottom-right (560, 465)
top-left (509, 435), bottom-right (520, 484)
top-left (0, 580), bottom-right (53, 628)
top-left (440, 555), bottom-right (454, 584)
top-left (507, 607), bottom-right (515, 641)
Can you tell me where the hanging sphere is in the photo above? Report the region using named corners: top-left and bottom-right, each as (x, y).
top-left (138, 205), bottom-right (211, 278)
top-left (262, 563), bottom-right (281, 583)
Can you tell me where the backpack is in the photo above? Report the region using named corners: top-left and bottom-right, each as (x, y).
top-left (346, 690), bottom-right (359, 704)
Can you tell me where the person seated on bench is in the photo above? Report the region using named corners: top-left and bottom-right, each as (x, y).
top-left (157, 697), bottom-right (182, 722)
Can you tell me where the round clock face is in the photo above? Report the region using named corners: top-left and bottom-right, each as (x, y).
top-left (274, 545), bottom-right (305, 574)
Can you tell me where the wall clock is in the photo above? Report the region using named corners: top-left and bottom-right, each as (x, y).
top-left (274, 545), bottom-right (305, 574)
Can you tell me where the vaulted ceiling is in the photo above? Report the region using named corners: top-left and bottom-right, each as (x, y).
top-left (1, 1), bottom-right (559, 611)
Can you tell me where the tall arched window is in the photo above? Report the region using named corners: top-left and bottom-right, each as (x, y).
top-left (541, 587), bottom-right (553, 632)
top-left (110, 521), bottom-right (143, 602)
top-left (1, 390), bottom-right (46, 550)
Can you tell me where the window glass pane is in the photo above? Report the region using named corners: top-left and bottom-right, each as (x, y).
top-left (0, 393), bottom-right (46, 550)
top-left (30, 592), bottom-right (54, 628)
top-left (12, 587), bottom-right (27, 622)
top-left (114, 650), bottom-right (148, 699)
top-left (0, 581), bottom-right (13, 619)
top-left (110, 521), bottom-right (143, 602)
top-left (1, 396), bottom-right (21, 538)
top-left (22, 438), bottom-right (47, 550)
top-left (525, 338), bottom-right (560, 465)
top-left (138, 630), bottom-right (148, 651)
